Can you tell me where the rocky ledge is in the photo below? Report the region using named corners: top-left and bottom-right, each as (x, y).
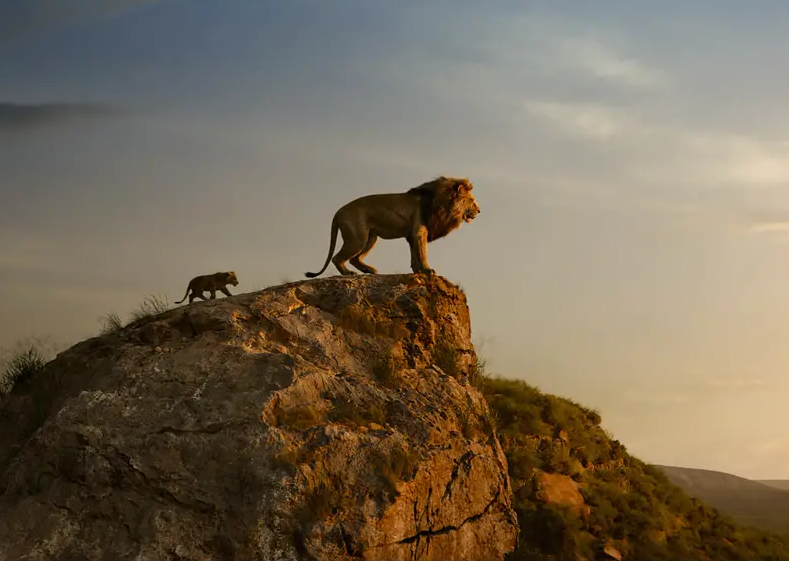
top-left (0, 274), bottom-right (518, 561)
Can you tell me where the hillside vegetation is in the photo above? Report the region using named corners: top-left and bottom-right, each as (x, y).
top-left (476, 375), bottom-right (789, 561)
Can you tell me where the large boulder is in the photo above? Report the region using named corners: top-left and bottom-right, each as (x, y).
top-left (0, 274), bottom-right (518, 560)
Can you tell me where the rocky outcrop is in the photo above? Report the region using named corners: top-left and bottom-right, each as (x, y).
top-left (0, 274), bottom-right (518, 561)
top-left (532, 472), bottom-right (586, 517)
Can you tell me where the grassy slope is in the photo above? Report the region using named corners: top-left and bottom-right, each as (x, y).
top-left (477, 376), bottom-right (789, 561)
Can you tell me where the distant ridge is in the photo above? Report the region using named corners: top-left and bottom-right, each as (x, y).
top-left (655, 465), bottom-right (789, 533)
top-left (760, 480), bottom-right (789, 492)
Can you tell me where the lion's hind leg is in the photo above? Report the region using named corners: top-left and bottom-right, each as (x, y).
top-left (332, 226), bottom-right (368, 275)
top-left (349, 234), bottom-right (378, 274)
top-left (189, 290), bottom-right (206, 304)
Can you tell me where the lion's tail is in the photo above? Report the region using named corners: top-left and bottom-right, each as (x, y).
top-left (174, 285), bottom-right (190, 304)
top-left (305, 214), bottom-right (339, 278)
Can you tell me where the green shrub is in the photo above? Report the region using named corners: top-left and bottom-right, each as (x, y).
top-left (506, 445), bottom-right (540, 482)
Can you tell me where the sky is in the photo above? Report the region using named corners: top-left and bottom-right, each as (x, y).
top-left (3, 0), bottom-right (789, 480)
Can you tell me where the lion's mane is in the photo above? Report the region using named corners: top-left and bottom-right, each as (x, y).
top-left (407, 176), bottom-right (476, 242)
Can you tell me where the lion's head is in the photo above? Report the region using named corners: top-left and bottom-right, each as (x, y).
top-left (410, 176), bottom-right (480, 242)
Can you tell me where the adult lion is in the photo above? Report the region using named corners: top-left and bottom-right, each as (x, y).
top-left (305, 176), bottom-right (480, 278)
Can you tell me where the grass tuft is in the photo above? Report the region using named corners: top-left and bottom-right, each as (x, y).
top-left (0, 337), bottom-right (59, 395)
top-left (129, 294), bottom-right (170, 324)
top-left (98, 312), bottom-right (124, 335)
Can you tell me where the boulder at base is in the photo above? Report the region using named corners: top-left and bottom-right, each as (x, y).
top-left (0, 274), bottom-right (518, 561)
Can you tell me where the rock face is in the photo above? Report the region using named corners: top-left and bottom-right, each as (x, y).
top-left (0, 274), bottom-right (518, 561)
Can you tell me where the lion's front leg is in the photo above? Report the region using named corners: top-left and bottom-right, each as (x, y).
top-left (219, 286), bottom-right (232, 297)
top-left (409, 226), bottom-right (435, 275)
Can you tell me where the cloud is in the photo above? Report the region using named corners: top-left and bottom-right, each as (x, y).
top-left (0, 0), bottom-right (177, 45)
top-left (621, 389), bottom-right (692, 405)
top-left (702, 377), bottom-right (767, 389)
top-left (558, 36), bottom-right (669, 89)
top-left (0, 102), bottom-right (120, 132)
top-left (523, 101), bottom-right (647, 140)
top-left (749, 221), bottom-right (789, 234)
top-left (523, 98), bottom-right (789, 189)
top-left (622, 376), bottom-right (769, 406)
top-left (682, 133), bottom-right (789, 187)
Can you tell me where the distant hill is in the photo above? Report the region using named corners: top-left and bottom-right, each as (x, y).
top-left (761, 480), bottom-right (789, 492)
top-left (655, 465), bottom-right (789, 534)
top-left (477, 374), bottom-right (789, 560)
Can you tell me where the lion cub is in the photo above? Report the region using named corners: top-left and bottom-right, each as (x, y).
top-left (174, 271), bottom-right (239, 305)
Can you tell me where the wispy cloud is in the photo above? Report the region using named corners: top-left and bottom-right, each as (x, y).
top-left (558, 36), bottom-right (669, 89)
top-left (622, 376), bottom-right (769, 406)
top-left (0, 102), bottom-right (120, 132)
top-left (682, 133), bottom-right (789, 187)
top-left (703, 377), bottom-right (768, 389)
top-left (749, 221), bottom-right (789, 234)
top-left (524, 98), bottom-right (789, 189)
top-left (621, 389), bottom-right (692, 405)
top-left (523, 101), bottom-right (647, 140)
top-left (0, 0), bottom-right (178, 45)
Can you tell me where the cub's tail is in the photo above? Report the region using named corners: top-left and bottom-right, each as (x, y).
top-left (174, 285), bottom-right (191, 304)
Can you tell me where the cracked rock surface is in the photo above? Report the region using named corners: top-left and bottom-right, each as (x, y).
top-left (0, 274), bottom-right (518, 561)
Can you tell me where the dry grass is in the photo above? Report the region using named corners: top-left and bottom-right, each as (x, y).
top-left (0, 336), bottom-right (59, 395)
top-left (374, 444), bottom-right (421, 499)
top-left (98, 294), bottom-right (172, 336)
top-left (297, 473), bottom-right (342, 529)
top-left (337, 300), bottom-right (408, 340)
top-left (468, 354), bottom-right (489, 388)
top-left (98, 312), bottom-right (124, 335)
top-left (0, 346), bottom-right (48, 394)
top-left (328, 399), bottom-right (386, 427)
top-left (275, 403), bottom-right (323, 430)
top-left (372, 348), bottom-right (406, 389)
top-left (129, 294), bottom-right (170, 324)
top-left (433, 339), bottom-right (462, 378)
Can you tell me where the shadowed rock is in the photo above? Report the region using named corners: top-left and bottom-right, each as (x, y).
top-left (0, 274), bottom-right (518, 561)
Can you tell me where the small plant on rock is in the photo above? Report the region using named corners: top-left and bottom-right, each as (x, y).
top-left (129, 294), bottom-right (170, 324)
top-left (0, 345), bottom-right (48, 394)
top-left (372, 348), bottom-right (405, 389)
top-left (328, 399), bottom-right (386, 427)
top-left (99, 312), bottom-right (124, 335)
